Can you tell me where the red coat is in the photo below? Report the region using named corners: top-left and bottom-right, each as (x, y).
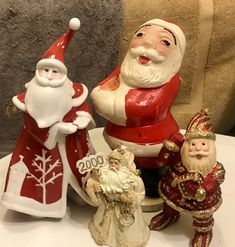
top-left (1, 83), bottom-right (94, 218)
top-left (157, 144), bottom-right (225, 217)
top-left (93, 67), bottom-right (180, 169)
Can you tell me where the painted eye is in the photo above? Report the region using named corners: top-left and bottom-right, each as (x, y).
top-left (136, 32), bottom-right (144, 38)
top-left (202, 142), bottom-right (206, 146)
top-left (191, 143), bottom-right (195, 146)
top-left (161, 39), bottom-right (171, 47)
top-left (45, 68), bottom-right (49, 72)
top-left (53, 70), bottom-right (58, 73)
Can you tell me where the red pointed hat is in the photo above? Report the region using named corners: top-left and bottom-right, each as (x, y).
top-left (184, 108), bottom-right (216, 141)
top-left (36, 17), bottom-right (81, 74)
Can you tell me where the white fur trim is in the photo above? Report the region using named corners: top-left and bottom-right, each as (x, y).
top-left (69, 18), bottom-right (81, 30)
top-left (75, 111), bottom-right (96, 130)
top-left (140, 19), bottom-right (186, 56)
top-left (72, 83), bottom-right (88, 107)
top-left (36, 59), bottom-right (67, 74)
top-left (57, 134), bottom-right (95, 206)
top-left (103, 131), bottom-right (163, 157)
top-left (12, 96), bottom-right (26, 111)
top-left (1, 192), bottom-right (66, 218)
top-left (44, 124), bottom-right (60, 150)
top-left (76, 111), bottom-right (92, 118)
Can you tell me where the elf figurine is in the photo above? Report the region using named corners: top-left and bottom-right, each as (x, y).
top-left (1, 18), bottom-right (95, 218)
top-left (149, 109), bottom-right (226, 247)
top-left (91, 19), bottom-right (186, 197)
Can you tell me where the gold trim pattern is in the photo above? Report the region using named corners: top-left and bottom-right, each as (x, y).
top-left (159, 183), bottom-right (222, 218)
top-left (193, 224), bottom-right (214, 233)
top-left (163, 140), bottom-right (180, 152)
top-left (185, 131), bottom-right (216, 141)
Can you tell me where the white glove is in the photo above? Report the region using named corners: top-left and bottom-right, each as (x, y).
top-left (73, 116), bottom-right (90, 129)
top-left (57, 122), bottom-right (77, 134)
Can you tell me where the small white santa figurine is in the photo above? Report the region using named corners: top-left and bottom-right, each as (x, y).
top-left (1, 18), bottom-right (95, 218)
top-left (91, 19), bottom-right (186, 197)
top-left (149, 109), bottom-right (225, 247)
top-left (86, 146), bottom-right (150, 247)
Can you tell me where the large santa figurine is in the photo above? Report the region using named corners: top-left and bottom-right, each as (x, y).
top-left (149, 109), bottom-right (225, 247)
top-left (1, 18), bottom-right (95, 218)
top-left (91, 19), bottom-right (186, 197)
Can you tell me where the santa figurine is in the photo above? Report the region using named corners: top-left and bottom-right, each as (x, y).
top-left (1, 18), bottom-right (96, 218)
top-left (90, 19), bottom-right (186, 198)
top-left (149, 109), bottom-right (226, 247)
top-left (86, 145), bottom-right (150, 247)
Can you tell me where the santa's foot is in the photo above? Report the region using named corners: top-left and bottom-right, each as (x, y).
top-left (149, 212), bottom-right (180, 230)
top-left (192, 231), bottom-right (213, 247)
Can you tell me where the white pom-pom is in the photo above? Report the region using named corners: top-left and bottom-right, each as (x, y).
top-left (69, 18), bottom-right (81, 31)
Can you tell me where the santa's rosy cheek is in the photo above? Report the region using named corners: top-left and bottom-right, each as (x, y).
top-left (157, 44), bottom-right (173, 56)
top-left (38, 69), bottom-right (47, 78)
top-left (130, 39), bottom-right (143, 48)
top-left (202, 145), bottom-right (209, 152)
top-left (189, 145), bottom-right (196, 152)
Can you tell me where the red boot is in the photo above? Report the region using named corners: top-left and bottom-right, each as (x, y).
top-left (191, 216), bottom-right (214, 247)
top-left (149, 203), bottom-right (180, 230)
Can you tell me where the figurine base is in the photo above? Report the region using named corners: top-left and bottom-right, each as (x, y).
top-left (141, 196), bottom-right (163, 212)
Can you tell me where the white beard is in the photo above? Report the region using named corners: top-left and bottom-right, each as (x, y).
top-left (25, 73), bottom-right (74, 128)
top-left (120, 46), bottom-right (182, 88)
top-left (99, 166), bottom-right (135, 194)
top-left (181, 141), bottom-right (217, 177)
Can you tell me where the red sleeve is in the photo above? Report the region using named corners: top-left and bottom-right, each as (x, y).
top-left (202, 162), bottom-right (225, 195)
top-left (17, 92), bottom-right (26, 103)
top-left (63, 102), bottom-right (92, 123)
top-left (72, 83), bottom-right (84, 98)
top-left (156, 132), bottom-right (184, 167)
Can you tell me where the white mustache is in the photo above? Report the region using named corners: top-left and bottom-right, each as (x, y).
top-left (189, 151), bottom-right (209, 157)
top-left (35, 70), bottom-right (67, 88)
top-left (130, 46), bottom-right (166, 63)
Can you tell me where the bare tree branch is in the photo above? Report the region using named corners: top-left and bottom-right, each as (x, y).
top-left (45, 159), bottom-right (61, 176)
top-left (45, 172), bottom-right (63, 185)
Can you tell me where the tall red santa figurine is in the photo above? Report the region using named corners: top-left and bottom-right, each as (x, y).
top-left (1, 18), bottom-right (96, 218)
top-left (91, 19), bottom-right (186, 198)
top-left (149, 109), bottom-right (225, 247)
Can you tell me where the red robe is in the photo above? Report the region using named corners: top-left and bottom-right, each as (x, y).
top-left (157, 144), bottom-right (225, 217)
top-left (1, 83), bottom-right (94, 218)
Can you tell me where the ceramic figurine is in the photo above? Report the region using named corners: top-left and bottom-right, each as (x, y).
top-left (91, 19), bottom-right (186, 197)
top-left (1, 18), bottom-right (96, 218)
top-left (86, 145), bottom-right (150, 247)
top-left (149, 109), bottom-right (226, 247)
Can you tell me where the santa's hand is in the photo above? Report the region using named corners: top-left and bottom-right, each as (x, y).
top-left (57, 122), bottom-right (77, 134)
top-left (93, 182), bottom-right (102, 193)
top-left (73, 116), bottom-right (90, 129)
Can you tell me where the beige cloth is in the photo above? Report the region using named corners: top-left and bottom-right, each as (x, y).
top-left (120, 0), bottom-right (235, 133)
